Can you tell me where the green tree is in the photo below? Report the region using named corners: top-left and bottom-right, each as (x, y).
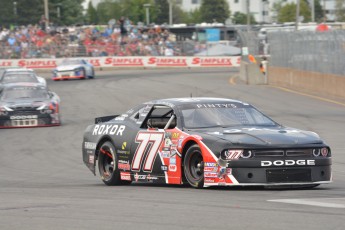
top-left (199, 0), bottom-right (230, 23)
top-left (86, 1), bottom-right (98, 24)
top-left (277, 1), bottom-right (311, 23)
top-left (232, 12), bottom-right (256, 25)
top-left (50, 0), bottom-right (85, 25)
top-left (335, 0), bottom-right (345, 21)
top-left (155, 0), bottom-right (169, 24)
top-left (271, 0), bottom-right (284, 22)
top-left (0, 0), bottom-right (45, 27)
top-left (314, 0), bottom-right (324, 22)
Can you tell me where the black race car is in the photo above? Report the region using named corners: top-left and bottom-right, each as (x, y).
top-left (0, 83), bottom-right (60, 128)
top-left (82, 98), bottom-right (332, 188)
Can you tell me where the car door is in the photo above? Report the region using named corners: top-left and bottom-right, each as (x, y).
top-left (129, 104), bottom-right (182, 184)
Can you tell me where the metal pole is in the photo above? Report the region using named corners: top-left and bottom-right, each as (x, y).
top-left (44, 0), bottom-right (49, 29)
top-left (13, 1), bottom-right (17, 25)
top-left (143, 4), bottom-right (151, 25)
top-left (246, 0), bottom-right (250, 32)
top-left (295, 0), bottom-right (300, 31)
top-left (146, 7), bottom-right (149, 25)
top-left (57, 5), bottom-right (61, 19)
top-left (311, 0), bottom-right (315, 22)
top-left (169, 0), bottom-right (173, 25)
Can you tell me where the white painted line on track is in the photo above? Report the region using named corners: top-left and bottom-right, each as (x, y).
top-left (268, 198), bottom-right (345, 209)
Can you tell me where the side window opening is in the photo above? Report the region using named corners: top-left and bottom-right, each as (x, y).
top-left (141, 105), bottom-right (177, 129)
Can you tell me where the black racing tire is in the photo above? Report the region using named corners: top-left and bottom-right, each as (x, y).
top-left (98, 141), bottom-right (121, 186)
top-left (183, 144), bottom-right (204, 188)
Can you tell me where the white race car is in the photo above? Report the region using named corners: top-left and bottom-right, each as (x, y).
top-left (52, 59), bottom-right (95, 81)
top-left (0, 68), bottom-right (47, 87)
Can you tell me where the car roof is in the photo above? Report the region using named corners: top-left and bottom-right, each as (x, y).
top-left (146, 97), bottom-right (248, 106)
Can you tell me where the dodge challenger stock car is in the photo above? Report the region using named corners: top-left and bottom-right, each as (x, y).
top-left (0, 83), bottom-right (60, 128)
top-left (82, 98), bottom-right (332, 188)
top-left (52, 58), bottom-right (95, 81)
top-left (0, 68), bottom-right (47, 89)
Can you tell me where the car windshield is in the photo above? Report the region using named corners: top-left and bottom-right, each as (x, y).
top-left (61, 59), bottom-right (84, 65)
top-left (180, 104), bottom-right (276, 129)
top-left (1, 88), bottom-right (49, 100)
top-left (2, 73), bottom-right (38, 84)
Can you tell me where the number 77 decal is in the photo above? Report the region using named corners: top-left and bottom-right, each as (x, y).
top-left (131, 131), bottom-right (164, 172)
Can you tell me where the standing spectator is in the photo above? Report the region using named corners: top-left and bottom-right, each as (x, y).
top-left (39, 15), bottom-right (48, 31)
top-left (119, 17), bottom-right (127, 38)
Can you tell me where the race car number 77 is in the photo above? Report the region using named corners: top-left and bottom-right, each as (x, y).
top-left (131, 131), bottom-right (164, 172)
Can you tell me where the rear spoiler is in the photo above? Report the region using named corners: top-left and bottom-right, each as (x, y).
top-left (95, 115), bottom-right (118, 124)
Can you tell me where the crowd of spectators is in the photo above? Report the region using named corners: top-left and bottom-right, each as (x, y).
top-left (0, 18), bottom-right (183, 59)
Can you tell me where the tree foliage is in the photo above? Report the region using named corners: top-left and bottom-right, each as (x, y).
top-left (232, 12), bottom-right (256, 25)
top-left (335, 0), bottom-right (345, 21)
top-left (0, 0), bottom-right (84, 27)
top-left (199, 0), bottom-right (230, 23)
top-left (277, 0), bottom-right (311, 23)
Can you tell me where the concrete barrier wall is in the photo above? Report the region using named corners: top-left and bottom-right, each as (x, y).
top-left (239, 61), bottom-right (266, 85)
top-left (268, 67), bottom-right (345, 99)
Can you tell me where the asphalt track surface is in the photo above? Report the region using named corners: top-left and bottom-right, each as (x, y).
top-left (0, 68), bottom-right (344, 230)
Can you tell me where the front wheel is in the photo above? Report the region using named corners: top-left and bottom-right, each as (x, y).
top-left (183, 144), bottom-right (204, 188)
top-left (98, 141), bottom-right (121, 185)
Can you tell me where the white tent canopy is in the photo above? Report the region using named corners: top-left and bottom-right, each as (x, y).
top-left (196, 44), bottom-right (241, 56)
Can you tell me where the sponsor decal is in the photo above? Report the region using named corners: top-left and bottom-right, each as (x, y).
top-left (196, 104), bottom-right (237, 109)
top-left (224, 150), bottom-right (243, 160)
top-left (148, 57), bottom-right (187, 66)
top-left (172, 133), bottom-right (180, 139)
top-left (147, 174), bottom-right (158, 181)
top-left (122, 142), bottom-right (127, 150)
top-left (164, 138), bottom-right (172, 147)
top-left (192, 57), bottom-right (233, 66)
top-left (169, 165), bottom-right (177, 172)
top-left (88, 155), bottom-right (95, 164)
top-left (92, 124), bottom-right (125, 136)
top-left (161, 165), bottom-right (168, 171)
top-left (134, 173), bottom-right (146, 182)
top-left (178, 139), bottom-right (183, 148)
top-left (161, 151), bottom-right (170, 158)
top-left (204, 178), bottom-right (216, 183)
top-left (105, 57), bottom-right (143, 66)
top-left (120, 172), bottom-right (131, 181)
top-left (88, 59), bottom-right (101, 67)
top-left (204, 162), bottom-right (217, 167)
top-left (10, 115), bottom-right (38, 120)
top-left (204, 166), bottom-right (218, 172)
top-left (115, 116), bottom-right (125, 121)
top-left (321, 148), bottom-right (328, 157)
top-left (204, 172), bottom-right (218, 178)
top-left (169, 157), bottom-right (176, 165)
top-left (118, 159), bottom-right (130, 170)
top-left (0, 61), bottom-right (12, 67)
top-left (226, 168), bottom-right (232, 175)
top-left (18, 59), bottom-right (57, 68)
top-left (84, 142), bottom-right (97, 150)
top-left (261, 159), bottom-right (316, 167)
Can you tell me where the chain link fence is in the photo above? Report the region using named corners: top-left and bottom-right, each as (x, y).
top-left (268, 30), bottom-right (345, 76)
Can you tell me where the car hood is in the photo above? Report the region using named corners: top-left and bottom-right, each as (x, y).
top-left (1, 98), bottom-right (50, 109)
top-left (195, 126), bottom-right (323, 146)
top-left (55, 65), bottom-right (82, 71)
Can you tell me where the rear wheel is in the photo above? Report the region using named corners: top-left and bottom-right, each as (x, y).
top-left (183, 144), bottom-right (204, 188)
top-left (98, 141), bottom-right (121, 185)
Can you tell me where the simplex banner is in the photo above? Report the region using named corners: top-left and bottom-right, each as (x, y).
top-left (0, 56), bottom-right (241, 69)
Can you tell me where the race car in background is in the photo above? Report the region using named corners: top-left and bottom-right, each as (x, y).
top-left (52, 59), bottom-right (95, 80)
top-left (82, 98), bottom-right (332, 188)
top-left (0, 83), bottom-right (60, 128)
top-left (0, 68), bottom-right (47, 88)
